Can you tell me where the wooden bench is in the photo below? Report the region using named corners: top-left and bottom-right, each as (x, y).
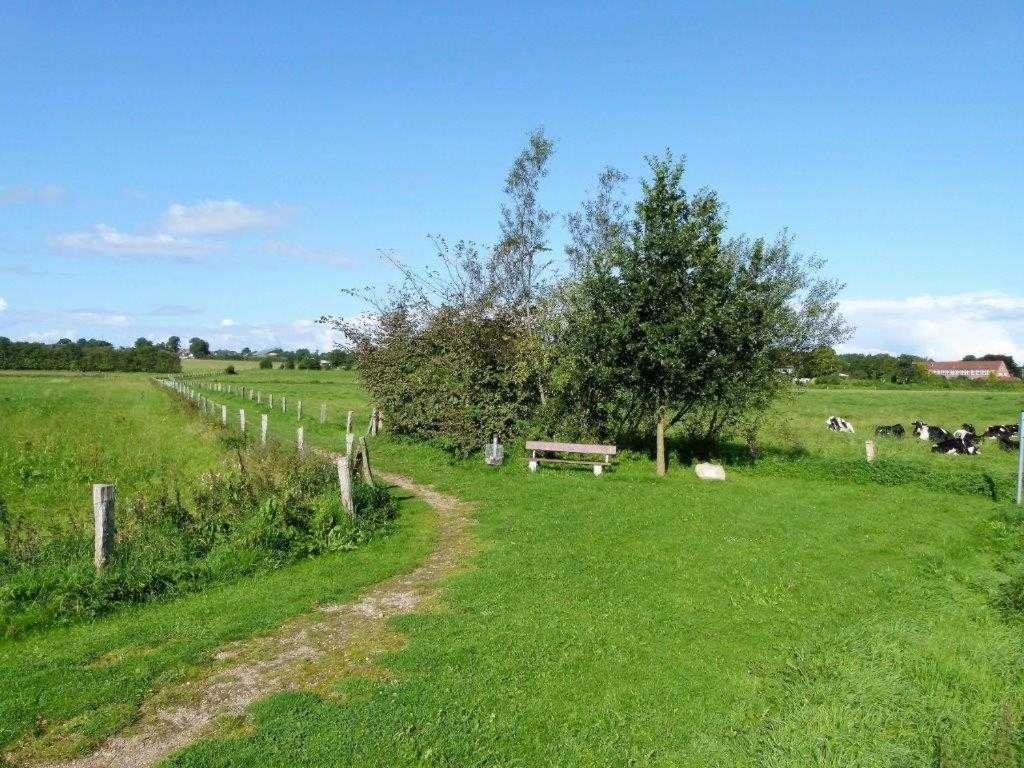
top-left (525, 440), bottom-right (617, 476)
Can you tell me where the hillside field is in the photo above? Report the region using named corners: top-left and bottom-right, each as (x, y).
top-left (3, 370), bottom-right (1024, 766)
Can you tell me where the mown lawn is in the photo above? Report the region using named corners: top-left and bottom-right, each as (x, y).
top-left (162, 375), bottom-right (1024, 767)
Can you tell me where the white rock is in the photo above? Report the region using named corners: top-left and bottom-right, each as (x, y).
top-left (694, 462), bottom-right (726, 481)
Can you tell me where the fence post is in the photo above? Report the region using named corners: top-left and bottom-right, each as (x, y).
top-left (257, 391), bottom-right (262, 405)
top-left (240, 408), bottom-right (246, 433)
top-left (282, 396), bottom-right (287, 413)
top-left (261, 413), bottom-right (268, 446)
top-left (297, 401), bottom-right (302, 420)
top-left (93, 484), bottom-right (116, 570)
top-left (346, 410), bottom-right (353, 435)
top-left (865, 441), bottom-right (876, 463)
top-left (337, 457), bottom-right (355, 518)
top-left (269, 393), bottom-right (274, 408)
top-left (358, 437), bottom-right (375, 486)
top-left (345, 432), bottom-right (355, 460)
top-left (1017, 411), bottom-right (1023, 506)
top-left (221, 404), bottom-right (227, 426)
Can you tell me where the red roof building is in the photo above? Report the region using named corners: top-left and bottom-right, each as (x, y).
top-left (926, 360), bottom-right (1014, 380)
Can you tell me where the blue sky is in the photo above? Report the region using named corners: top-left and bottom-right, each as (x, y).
top-left (1, 1), bottom-right (1022, 357)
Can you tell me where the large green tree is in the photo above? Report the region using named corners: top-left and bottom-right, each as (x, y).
top-left (557, 153), bottom-right (849, 473)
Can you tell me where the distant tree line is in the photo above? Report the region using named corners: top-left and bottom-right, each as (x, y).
top-left (0, 337), bottom-right (181, 372)
top-left (795, 348), bottom-right (1021, 384)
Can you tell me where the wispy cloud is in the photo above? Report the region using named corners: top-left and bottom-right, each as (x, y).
top-left (0, 297), bottom-right (7, 312)
top-left (162, 200), bottom-right (287, 236)
top-left (49, 225), bottom-right (215, 259)
top-left (0, 263), bottom-right (71, 277)
top-left (841, 292), bottom-right (1024, 360)
top-left (149, 304), bottom-right (203, 316)
top-left (0, 184), bottom-right (66, 206)
top-left (262, 239), bottom-right (353, 268)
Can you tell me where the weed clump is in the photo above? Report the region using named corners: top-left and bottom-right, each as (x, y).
top-left (0, 444), bottom-right (396, 637)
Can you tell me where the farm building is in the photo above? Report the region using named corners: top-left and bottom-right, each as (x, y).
top-left (926, 360), bottom-right (1015, 380)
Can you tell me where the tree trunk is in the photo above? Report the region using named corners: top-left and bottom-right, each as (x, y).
top-left (656, 416), bottom-right (667, 476)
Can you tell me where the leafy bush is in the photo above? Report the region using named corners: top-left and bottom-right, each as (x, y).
top-left (0, 443), bottom-right (397, 637)
top-left (259, 357), bottom-right (274, 369)
top-left (224, 364), bottom-right (237, 375)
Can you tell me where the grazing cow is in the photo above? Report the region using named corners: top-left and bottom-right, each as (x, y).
top-left (875, 424), bottom-right (905, 438)
top-left (953, 423), bottom-right (976, 440)
top-left (932, 435), bottom-right (980, 455)
top-left (826, 416), bottom-right (855, 433)
top-left (912, 422), bottom-right (951, 442)
top-left (983, 424), bottom-right (1020, 439)
top-left (998, 435), bottom-right (1020, 452)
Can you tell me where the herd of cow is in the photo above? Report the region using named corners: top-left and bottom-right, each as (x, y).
top-left (825, 416), bottom-right (1021, 455)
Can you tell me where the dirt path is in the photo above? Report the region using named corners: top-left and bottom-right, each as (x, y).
top-left (26, 471), bottom-right (474, 768)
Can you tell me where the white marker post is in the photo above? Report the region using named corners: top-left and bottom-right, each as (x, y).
top-left (240, 409), bottom-right (246, 434)
top-left (261, 413), bottom-right (269, 446)
top-left (346, 410), bottom-right (353, 435)
top-left (297, 426), bottom-right (304, 454)
top-left (282, 396), bottom-right (287, 413)
top-left (221, 404), bottom-right (227, 426)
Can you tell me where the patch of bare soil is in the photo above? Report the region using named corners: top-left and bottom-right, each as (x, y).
top-left (14, 471), bottom-right (474, 768)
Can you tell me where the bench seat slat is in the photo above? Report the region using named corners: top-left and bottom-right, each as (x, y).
top-left (525, 440), bottom-right (617, 455)
top-left (530, 457), bottom-right (609, 465)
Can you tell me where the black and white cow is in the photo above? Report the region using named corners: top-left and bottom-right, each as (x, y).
top-left (953, 423), bottom-right (977, 440)
top-left (932, 434), bottom-right (980, 455)
top-left (875, 424), bottom-right (905, 438)
top-left (983, 424), bottom-right (1020, 439)
top-left (998, 435), bottom-right (1020, 452)
top-left (912, 421), bottom-right (951, 442)
top-left (826, 416), bottom-right (855, 433)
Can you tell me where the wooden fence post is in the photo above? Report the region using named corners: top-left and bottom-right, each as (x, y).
top-left (257, 391), bottom-right (262, 404)
top-left (282, 396), bottom-right (287, 413)
top-left (345, 432), bottom-right (355, 460)
top-left (261, 413), bottom-right (268, 445)
top-left (865, 440), bottom-right (876, 463)
top-left (269, 393), bottom-right (274, 408)
top-left (358, 437), bottom-right (375, 486)
top-left (297, 426), bottom-right (304, 454)
top-left (297, 400), bottom-right (302, 420)
top-left (346, 410), bottom-right (353, 435)
top-left (93, 484), bottom-right (116, 570)
top-left (221, 404), bottom-right (227, 426)
top-left (240, 409), bottom-right (246, 433)
top-left (337, 457), bottom-right (355, 517)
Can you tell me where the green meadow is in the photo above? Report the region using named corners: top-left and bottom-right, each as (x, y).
top-left (2, 369), bottom-right (1024, 765)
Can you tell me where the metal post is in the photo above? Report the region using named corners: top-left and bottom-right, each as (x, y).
top-left (1017, 410), bottom-right (1023, 506)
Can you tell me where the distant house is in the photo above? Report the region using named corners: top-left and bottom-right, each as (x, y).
top-left (926, 360), bottom-right (1014, 380)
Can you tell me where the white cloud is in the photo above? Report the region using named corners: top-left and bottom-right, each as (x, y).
top-left (0, 184), bottom-right (66, 205)
top-left (49, 225), bottom-right (215, 259)
top-left (262, 240), bottom-right (353, 268)
top-left (0, 297), bottom-right (7, 312)
top-left (162, 200), bottom-right (286, 236)
top-left (221, 318), bottom-right (237, 327)
top-left (840, 292), bottom-right (1024, 361)
top-left (68, 310), bottom-right (132, 327)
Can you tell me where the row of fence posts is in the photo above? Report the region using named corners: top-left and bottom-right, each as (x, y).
top-left (91, 377), bottom-right (383, 571)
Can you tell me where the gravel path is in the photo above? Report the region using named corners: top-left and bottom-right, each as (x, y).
top-left (24, 471), bottom-right (473, 768)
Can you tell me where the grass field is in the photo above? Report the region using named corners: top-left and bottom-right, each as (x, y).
top-left (0, 373), bottom-right (224, 527)
top-left (180, 359), bottom-right (260, 373)
top-left (5, 370), bottom-right (1024, 766)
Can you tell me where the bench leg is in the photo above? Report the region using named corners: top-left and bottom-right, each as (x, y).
top-left (529, 460), bottom-right (539, 473)
top-left (593, 464), bottom-right (603, 476)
